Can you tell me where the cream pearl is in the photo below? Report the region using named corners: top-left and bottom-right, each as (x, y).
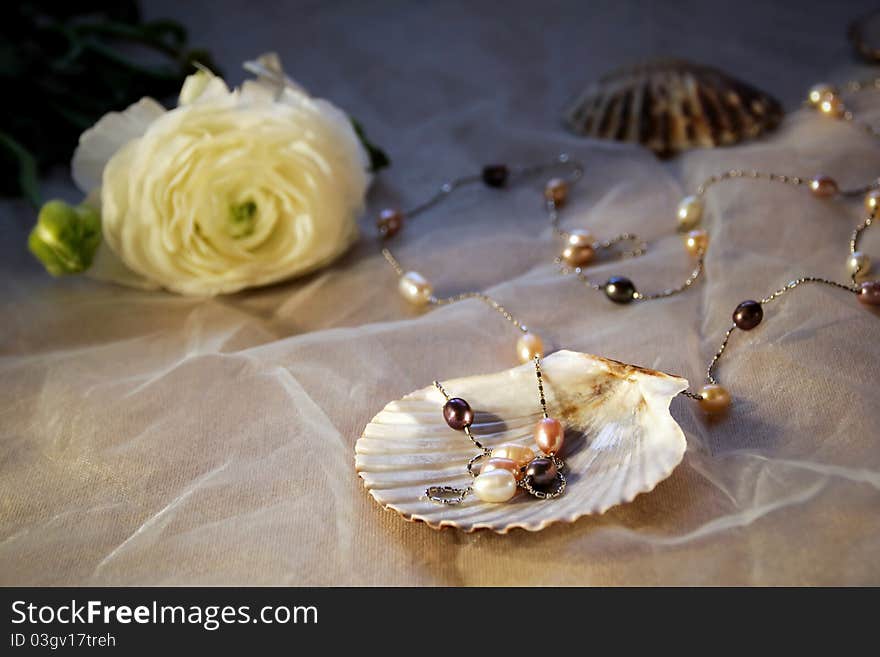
top-left (684, 229), bottom-right (709, 256)
top-left (847, 251), bottom-right (871, 278)
top-left (677, 195), bottom-right (703, 230)
top-left (866, 189), bottom-right (880, 213)
top-left (491, 443), bottom-right (535, 468)
top-left (398, 271), bottom-right (432, 306)
top-left (698, 384), bottom-right (731, 414)
top-left (807, 83), bottom-right (836, 107)
top-left (534, 417), bottom-right (564, 455)
top-left (516, 332), bottom-right (543, 363)
top-left (472, 469), bottom-right (518, 503)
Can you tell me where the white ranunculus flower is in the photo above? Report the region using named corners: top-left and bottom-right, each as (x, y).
top-left (70, 53), bottom-right (371, 295)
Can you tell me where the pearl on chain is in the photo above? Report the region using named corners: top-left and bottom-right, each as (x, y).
top-left (398, 271), bottom-right (433, 306)
top-left (604, 276), bottom-right (637, 304)
top-left (480, 457), bottom-right (523, 481)
top-left (865, 189), bottom-right (880, 213)
top-left (809, 175), bottom-right (839, 198)
top-left (482, 164), bottom-right (509, 188)
top-left (562, 230), bottom-right (595, 267)
top-left (534, 417), bottom-right (564, 454)
top-left (857, 280), bottom-right (880, 305)
top-left (818, 95), bottom-right (845, 118)
top-left (491, 443), bottom-right (536, 468)
top-left (698, 384), bottom-right (731, 414)
top-left (377, 208), bottom-right (403, 238)
top-left (807, 83), bottom-right (836, 107)
top-left (677, 195), bottom-right (703, 230)
top-left (544, 178), bottom-right (568, 206)
top-left (684, 229), bottom-right (709, 256)
top-left (472, 469), bottom-right (518, 503)
top-left (516, 332), bottom-right (543, 363)
top-left (732, 300), bottom-right (763, 330)
top-left (443, 397), bottom-right (473, 431)
top-left (525, 457), bottom-right (558, 489)
top-left (847, 251), bottom-right (871, 278)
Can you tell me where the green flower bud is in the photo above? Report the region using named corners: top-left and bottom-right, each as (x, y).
top-left (29, 200), bottom-right (102, 276)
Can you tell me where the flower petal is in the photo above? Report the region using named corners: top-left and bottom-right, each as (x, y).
top-left (179, 70), bottom-right (231, 105)
top-left (71, 97), bottom-right (166, 193)
top-left (85, 242), bottom-right (161, 291)
top-left (242, 51), bottom-right (308, 96)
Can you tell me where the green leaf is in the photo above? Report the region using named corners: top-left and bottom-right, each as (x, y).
top-left (0, 132), bottom-right (41, 208)
top-left (351, 118), bottom-right (390, 173)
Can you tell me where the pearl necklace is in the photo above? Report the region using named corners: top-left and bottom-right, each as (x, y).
top-left (806, 76), bottom-right (880, 138)
top-left (377, 156), bottom-right (636, 506)
top-left (379, 155), bottom-right (644, 366)
top-left (374, 77), bottom-right (880, 507)
top-left (426, 358), bottom-right (566, 505)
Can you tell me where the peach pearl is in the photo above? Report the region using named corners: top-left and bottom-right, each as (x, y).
top-left (818, 95), bottom-right (844, 118)
top-left (698, 384), bottom-right (731, 414)
top-left (398, 271), bottom-right (433, 306)
top-left (562, 230), bottom-right (595, 267)
top-left (535, 417), bottom-right (564, 455)
top-left (516, 332), bottom-right (543, 363)
top-left (544, 178), bottom-right (568, 206)
top-left (684, 229), bottom-right (709, 256)
top-left (865, 189), bottom-right (880, 213)
top-left (491, 443), bottom-right (535, 468)
top-left (480, 457), bottom-right (523, 481)
top-left (809, 175), bottom-right (838, 198)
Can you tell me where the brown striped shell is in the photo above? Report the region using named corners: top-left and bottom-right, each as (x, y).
top-left (564, 59), bottom-right (783, 158)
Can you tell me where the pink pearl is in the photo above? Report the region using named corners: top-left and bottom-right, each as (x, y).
top-left (534, 417), bottom-right (564, 455)
top-left (858, 281), bottom-right (880, 305)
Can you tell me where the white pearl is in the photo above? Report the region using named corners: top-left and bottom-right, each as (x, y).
top-left (472, 469), bottom-right (517, 503)
top-left (677, 195), bottom-right (703, 230)
top-left (847, 251), bottom-right (871, 278)
top-left (398, 271), bottom-right (432, 306)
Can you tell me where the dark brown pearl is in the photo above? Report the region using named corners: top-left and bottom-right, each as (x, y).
top-left (377, 208), bottom-right (403, 239)
top-left (604, 276), bottom-right (636, 304)
top-left (858, 281), bottom-right (880, 306)
top-left (443, 397), bottom-right (473, 430)
top-left (733, 300), bottom-right (763, 330)
top-left (525, 457), bottom-right (558, 489)
top-left (482, 164), bottom-right (509, 188)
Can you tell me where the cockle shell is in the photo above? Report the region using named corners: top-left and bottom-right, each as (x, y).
top-left (355, 350), bottom-right (688, 533)
top-left (564, 59), bottom-right (783, 158)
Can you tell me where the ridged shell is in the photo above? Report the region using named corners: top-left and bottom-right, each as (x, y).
top-left (564, 59), bottom-right (783, 158)
top-left (355, 350), bottom-right (688, 533)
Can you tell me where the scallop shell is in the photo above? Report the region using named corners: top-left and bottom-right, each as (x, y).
top-left (564, 59), bottom-right (783, 158)
top-left (355, 350), bottom-right (688, 533)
